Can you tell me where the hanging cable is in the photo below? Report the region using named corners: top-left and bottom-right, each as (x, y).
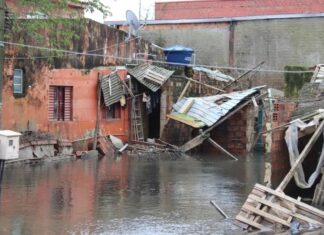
top-left (1, 40), bottom-right (314, 74)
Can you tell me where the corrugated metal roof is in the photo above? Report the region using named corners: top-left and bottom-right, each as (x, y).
top-left (0, 130), bottom-right (21, 137)
top-left (128, 63), bottom-right (174, 92)
top-left (101, 72), bottom-right (124, 107)
top-left (193, 67), bottom-right (235, 82)
top-left (311, 64), bottom-right (324, 83)
top-left (172, 87), bottom-right (261, 127)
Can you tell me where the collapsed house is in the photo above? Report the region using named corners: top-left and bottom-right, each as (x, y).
top-left (165, 86), bottom-right (265, 156)
top-left (234, 64), bottom-right (324, 232)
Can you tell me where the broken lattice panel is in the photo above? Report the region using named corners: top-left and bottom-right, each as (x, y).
top-left (236, 184), bottom-right (324, 231)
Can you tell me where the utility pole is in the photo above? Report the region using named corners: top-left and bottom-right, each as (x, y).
top-left (139, 0), bottom-right (141, 20)
top-left (0, 0), bottom-right (4, 129)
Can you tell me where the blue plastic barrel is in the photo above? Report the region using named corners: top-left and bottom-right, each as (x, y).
top-left (163, 45), bottom-right (194, 65)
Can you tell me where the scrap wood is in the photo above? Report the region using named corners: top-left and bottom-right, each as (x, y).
top-left (221, 61), bottom-right (265, 91)
top-left (93, 74), bottom-right (102, 150)
top-left (207, 138), bottom-right (238, 160)
top-left (236, 120), bottom-right (324, 232)
top-left (175, 75), bottom-right (225, 93)
top-left (210, 200), bottom-right (230, 219)
top-left (261, 110), bottom-right (323, 135)
top-left (155, 139), bottom-right (179, 150)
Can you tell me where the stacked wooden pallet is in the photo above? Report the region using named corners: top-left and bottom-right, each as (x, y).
top-left (236, 120), bottom-right (324, 232)
top-left (236, 184), bottom-right (324, 231)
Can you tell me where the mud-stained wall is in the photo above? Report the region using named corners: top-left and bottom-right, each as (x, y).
top-left (2, 67), bottom-right (130, 141)
top-left (2, 20), bottom-right (162, 141)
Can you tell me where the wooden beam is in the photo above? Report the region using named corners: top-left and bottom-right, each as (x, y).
top-left (120, 78), bottom-right (134, 98)
top-left (184, 76), bottom-right (225, 92)
top-left (207, 138), bottom-right (238, 160)
top-left (235, 214), bottom-right (266, 230)
top-left (221, 61), bottom-right (265, 91)
top-left (248, 194), bottom-right (322, 225)
top-left (277, 120), bottom-right (324, 191)
top-left (255, 184), bottom-right (324, 218)
top-left (242, 204), bottom-right (290, 227)
top-left (93, 74), bottom-right (102, 150)
top-left (177, 80), bottom-right (191, 103)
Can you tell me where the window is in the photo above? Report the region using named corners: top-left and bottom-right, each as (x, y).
top-left (102, 103), bottom-right (121, 120)
top-left (26, 11), bottom-right (48, 19)
top-left (49, 86), bottom-right (72, 121)
top-left (9, 139), bottom-right (13, 146)
top-left (13, 69), bottom-right (23, 94)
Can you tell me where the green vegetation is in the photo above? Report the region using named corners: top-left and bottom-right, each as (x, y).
top-left (6, 0), bottom-right (110, 58)
top-left (284, 65), bottom-right (313, 98)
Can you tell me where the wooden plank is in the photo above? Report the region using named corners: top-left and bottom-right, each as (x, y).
top-left (184, 76), bottom-right (225, 92)
top-left (298, 125), bottom-right (316, 139)
top-left (242, 204), bottom-right (290, 227)
top-left (251, 188), bottom-right (266, 198)
top-left (235, 214), bottom-right (266, 230)
top-left (248, 194), bottom-right (322, 225)
top-left (207, 138), bottom-right (238, 160)
top-left (255, 184), bottom-right (324, 218)
top-left (167, 114), bottom-right (205, 128)
top-left (277, 120), bottom-right (324, 191)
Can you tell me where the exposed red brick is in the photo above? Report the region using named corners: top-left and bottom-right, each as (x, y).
top-left (156, 0), bottom-right (324, 20)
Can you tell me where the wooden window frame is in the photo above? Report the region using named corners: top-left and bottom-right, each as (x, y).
top-left (49, 86), bottom-right (73, 122)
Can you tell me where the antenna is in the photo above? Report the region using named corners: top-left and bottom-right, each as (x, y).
top-left (126, 10), bottom-right (140, 38)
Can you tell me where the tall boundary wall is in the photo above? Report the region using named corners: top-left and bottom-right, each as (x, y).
top-left (141, 17), bottom-right (324, 90)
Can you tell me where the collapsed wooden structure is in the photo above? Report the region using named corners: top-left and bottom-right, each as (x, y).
top-left (236, 120), bottom-right (324, 232)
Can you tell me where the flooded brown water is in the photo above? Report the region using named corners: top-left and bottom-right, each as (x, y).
top-left (0, 153), bottom-right (265, 234)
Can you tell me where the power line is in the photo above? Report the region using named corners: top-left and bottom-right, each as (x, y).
top-left (1, 40), bottom-right (314, 74)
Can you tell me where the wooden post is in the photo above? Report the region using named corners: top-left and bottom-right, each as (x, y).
top-left (277, 120), bottom-right (324, 192)
top-left (177, 80), bottom-right (191, 103)
top-left (93, 74), bottom-right (102, 150)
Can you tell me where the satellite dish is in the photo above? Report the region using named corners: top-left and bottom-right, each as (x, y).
top-left (126, 10), bottom-right (140, 38)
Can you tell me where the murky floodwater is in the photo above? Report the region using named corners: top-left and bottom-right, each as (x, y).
top-left (0, 153), bottom-right (265, 234)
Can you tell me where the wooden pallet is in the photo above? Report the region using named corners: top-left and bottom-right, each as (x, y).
top-left (236, 184), bottom-right (324, 231)
top-left (236, 120), bottom-right (324, 232)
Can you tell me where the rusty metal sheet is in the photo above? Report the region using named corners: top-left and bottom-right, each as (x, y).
top-left (101, 72), bottom-right (123, 107)
top-left (172, 87), bottom-right (261, 127)
top-left (128, 63), bottom-right (174, 92)
top-left (193, 66), bottom-right (235, 82)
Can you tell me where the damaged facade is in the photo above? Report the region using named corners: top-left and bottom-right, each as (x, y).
top-left (2, 19), bottom-right (163, 153)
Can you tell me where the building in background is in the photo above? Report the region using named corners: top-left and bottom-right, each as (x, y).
top-left (106, 0), bottom-right (324, 90)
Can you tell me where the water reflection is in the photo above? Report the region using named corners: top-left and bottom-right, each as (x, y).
top-left (0, 154), bottom-right (264, 234)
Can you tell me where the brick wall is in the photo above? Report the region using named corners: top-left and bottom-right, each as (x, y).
top-left (156, 0), bottom-right (324, 20)
top-left (204, 104), bottom-right (255, 155)
top-left (270, 101), bottom-right (297, 186)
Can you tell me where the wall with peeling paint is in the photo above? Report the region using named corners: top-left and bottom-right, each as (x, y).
top-left (2, 20), bottom-right (160, 142)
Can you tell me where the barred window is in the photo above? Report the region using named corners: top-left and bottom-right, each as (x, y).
top-left (13, 69), bottom-right (23, 94)
top-left (49, 86), bottom-right (72, 121)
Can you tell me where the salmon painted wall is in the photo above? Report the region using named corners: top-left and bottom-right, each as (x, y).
top-left (2, 67), bottom-right (130, 141)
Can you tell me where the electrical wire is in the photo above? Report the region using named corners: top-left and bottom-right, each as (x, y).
top-left (1, 40), bottom-right (314, 74)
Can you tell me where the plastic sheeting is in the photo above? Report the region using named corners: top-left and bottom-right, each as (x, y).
top-left (285, 115), bottom-right (324, 189)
